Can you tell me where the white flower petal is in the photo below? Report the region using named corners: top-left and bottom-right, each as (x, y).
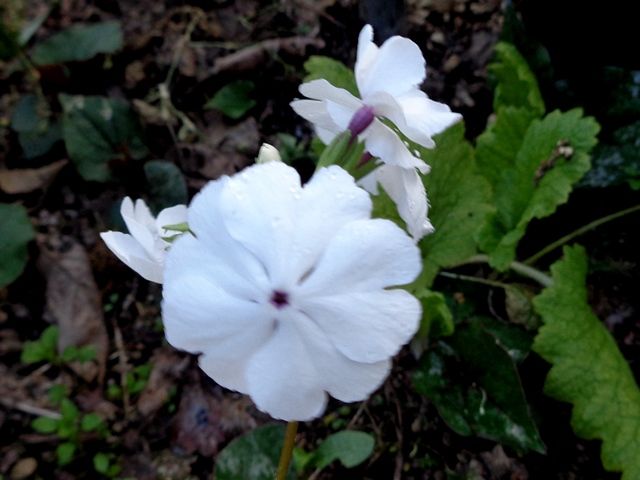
top-left (100, 231), bottom-right (164, 283)
top-left (300, 289), bottom-right (421, 363)
top-left (396, 90), bottom-right (462, 141)
top-left (298, 218), bottom-right (421, 297)
top-left (325, 100), bottom-right (358, 131)
top-left (377, 165), bottom-right (434, 241)
top-left (355, 24), bottom-right (378, 88)
top-left (290, 99), bottom-right (341, 133)
top-left (357, 35), bottom-right (425, 99)
top-left (218, 162), bottom-right (302, 286)
top-left (120, 197), bottom-right (158, 259)
top-left (156, 204), bottom-right (188, 236)
top-left (295, 311), bottom-right (391, 402)
top-left (288, 166), bottom-right (372, 281)
top-left (299, 79), bottom-right (362, 109)
top-left (246, 317), bottom-right (327, 421)
top-left (364, 119), bottom-right (429, 171)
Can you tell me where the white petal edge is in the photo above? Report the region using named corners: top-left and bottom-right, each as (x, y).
top-left (100, 231), bottom-right (163, 283)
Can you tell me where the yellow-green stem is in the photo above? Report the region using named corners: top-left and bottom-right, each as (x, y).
top-left (276, 421), bottom-right (298, 480)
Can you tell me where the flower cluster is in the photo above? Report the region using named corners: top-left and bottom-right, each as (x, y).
top-left (101, 25), bottom-right (460, 421)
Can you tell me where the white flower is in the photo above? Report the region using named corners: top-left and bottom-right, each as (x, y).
top-left (162, 162), bottom-right (422, 421)
top-left (290, 24), bottom-right (462, 241)
top-left (101, 197), bottom-right (187, 283)
top-left (256, 143), bottom-right (282, 164)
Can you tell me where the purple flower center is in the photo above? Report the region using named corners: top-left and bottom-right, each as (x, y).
top-left (270, 290), bottom-right (290, 309)
top-left (348, 105), bottom-right (375, 137)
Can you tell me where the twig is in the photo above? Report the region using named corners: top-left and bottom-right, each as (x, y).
top-left (111, 319), bottom-right (131, 418)
top-left (0, 398), bottom-right (61, 420)
top-left (523, 203), bottom-right (640, 265)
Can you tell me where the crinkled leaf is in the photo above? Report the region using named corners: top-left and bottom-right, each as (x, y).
top-left (312, 431), bottom-right (374, 469)
top-left (31, 21), bottom-right (122, 65)
top-left (488, 42), bottom-right (544, 116)
top-left (417, 123), bottom-right (493, 286)
top-left (303, 56), bottom-right (358, 96)
top-left (533, 245), bottom-right (640, 479)
top-left (205, 80), bottom-right (256, 119)
top-left (59, 94), bottom-right (148, 181)
top-left (144, 160), bottom-right (187, 213)
top-left (414, 319), bottom-right (543, 453)
top-left (478, 109), bottom-right (599, 270)
top-left (0, 203), bottom-right (35, 288)
top-left (11, 95), bottom-right (61, 159)
top-left (215, 424), bottom-right (296, 480)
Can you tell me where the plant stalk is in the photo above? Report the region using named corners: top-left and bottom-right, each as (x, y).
top-left (276, 421), bottom-right (298, 480)
top-left (455, 254), bottom-right (553, 287)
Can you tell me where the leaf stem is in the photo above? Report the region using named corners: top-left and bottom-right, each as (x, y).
top-left (276, 421), bottom-right (298, 480)
top-left (456, 255), bottom-right (553, 287)
top-left (523, 203), bottom-right (640, 265)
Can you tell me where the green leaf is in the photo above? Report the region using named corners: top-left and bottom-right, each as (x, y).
top-left (143, 160), bottom-right (187, 213)
top-left (478, 109), bottom-right (600, 270)
top-left (11, 94), bottom-right (61, 159)
top-left (414, 319), bottom-right (544, 453)
top-left (60, 398), bottom-right (80, 422)
top-left (21, 325), bottom-right (59, 364)
top-left (80, 413), bottom-right (103, 432)
top-left (93, 453), bottom-right (110, 474)
top-left (533, 245), bottom-right (640, 479)
top-left (48, 384), bottom-right (68, 405)
top-left (59, 94), bottom-right (148, 181)
top-left (488, 42), bottom-right (544, 115)
top-left (215, 424), bottom-right (296, 480)
top-left (312, 431), bottom-right (374, 469)
top-left (303, 56), bottom-right (358, 97)
top-left (56, 442), bottom-right (76, 466)
top-left (205, 80), bottom-right (256, 119)
top-left (31, 21), bottom-right (122, 65)
top-left (0, 204), bottom-right (35, 288)
top-left (416, 123), bottom-right (493, 286)
top-left (31, 416), bottom-right (60, 434)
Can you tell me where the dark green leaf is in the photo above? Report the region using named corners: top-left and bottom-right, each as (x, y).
top-left (48, 384), bottom-right (68, 405)
top-left (56, 442), bottom-right (76, 466)
top-left (0, 20), bottom-right (19, 60)
top-left (59, 94), bottom-right (148, 181)
top-left (313, 431), bottom-right (374, 469)
top-left (415, 289), bottom-right (454, 339)
top-left (32, 416), bottom-right (60, 434)
top-left (21, 325), bottom-right (59, 364)
top-left (60, 398), bottom-right (79, 421)
top-left (303, 56), bottom-right (359, 97)
top-left (215, 424), bottom-right (296, 480)
top-left (205, 80), bottom-right (256, 119)
top-left (93, 453), bottom-right (110, 474)
top-left (533, 245), bottom-right (640, 479)
top-left (414, 319), bottom-right (544, 453)
top-left (31, 21), bottom-right (122, 65)
top-left (81, 413), bottom-right (103, 432)
top-left (0, 204), bottom-right (35, 288)
top-left (144, 160), bottom-right (187, 213)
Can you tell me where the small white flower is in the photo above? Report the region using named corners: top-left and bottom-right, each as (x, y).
top-left (256, 143), bottom-right (282, 164)
top-left (290, 24), bottom-right (462, 241)
top-left (162, 162), bottom-right (422, 421)
top-left (101, 197), bottom-right (187, 283)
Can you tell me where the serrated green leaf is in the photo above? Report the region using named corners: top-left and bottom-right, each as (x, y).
top-left (31, 416), bottom-right (60, 434)
top-left (0, 203), bottom-right (35, 288)
top-left (533, 245), bottom-right (640, 479)
top-left (215, 424), bottom-right (296, 480)
top-left (312, 430), bottom-right (374, 469)
top-left (303, 56), bottom-right (358, 97)
top-left (417, 123), bottom-right (493, 286)
top-left (478, 109), bottom-right (599, 270)
top-left (31, 21), bottom-right (122, 65)
top-left (143, 160), bottom-right (187, 213)
top-left (59, 94), bottom-right (148, 181)
top-left (56, 442), bottom-right (76, 466)
top-left (489, 42), bottom-right (544, 115)
top-left (205, 80), bottom-right (256, 119)
top-left (414, 319), bottom-right (544, 453)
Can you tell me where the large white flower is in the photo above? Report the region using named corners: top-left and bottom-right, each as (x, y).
top-left (290, 24), bottom-right (462, 241)
top-left (101, 197), bottom-right (187, 283)
top-left (162, 162), bottom-right (422, 421)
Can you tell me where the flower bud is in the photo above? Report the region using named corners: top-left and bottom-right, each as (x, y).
top-left (256, 143), bottom-right (282, 164)
top-left (348, 105), bottom-right (375, 137)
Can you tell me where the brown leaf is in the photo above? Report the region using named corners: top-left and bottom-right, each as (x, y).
top-left (38, 241), bottom-right (108, 383)
top-left (137, 348), bottom-right (190, 417)
top-left (0, 160), bottom-right (67, 194)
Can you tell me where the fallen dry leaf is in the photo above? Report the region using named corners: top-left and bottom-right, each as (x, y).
top-left (38, 241), bottom-right (108, 383)
top-left (0, 160), bottom-right (67, 194)
top-left (137, 348), bottom-right (190, 417)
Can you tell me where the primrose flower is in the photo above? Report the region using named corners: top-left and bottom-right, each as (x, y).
top-left (162, 162), bottom-right (422, 421)
top-left (101, 197), bottom-right (187, 283)
top-left (290, 24), bottom-right (461, 240)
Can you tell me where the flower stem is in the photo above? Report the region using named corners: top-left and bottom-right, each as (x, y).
top-left (455, 255), bottom-right (553, 287)
top-left (523, 203), bottom-right (640, 266)
top-left (276, 421), bottom-right (298, 480)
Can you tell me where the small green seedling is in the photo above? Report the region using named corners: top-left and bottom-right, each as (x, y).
top-left (21, 326), bottom-right (96, 365)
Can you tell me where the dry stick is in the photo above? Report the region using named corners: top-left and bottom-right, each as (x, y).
top-left (523, 203), bottom-right (640, 266)
top-left (0, 397), bottom-right (61, 420)
top-left (276, 421), bottom-right (298, 480)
